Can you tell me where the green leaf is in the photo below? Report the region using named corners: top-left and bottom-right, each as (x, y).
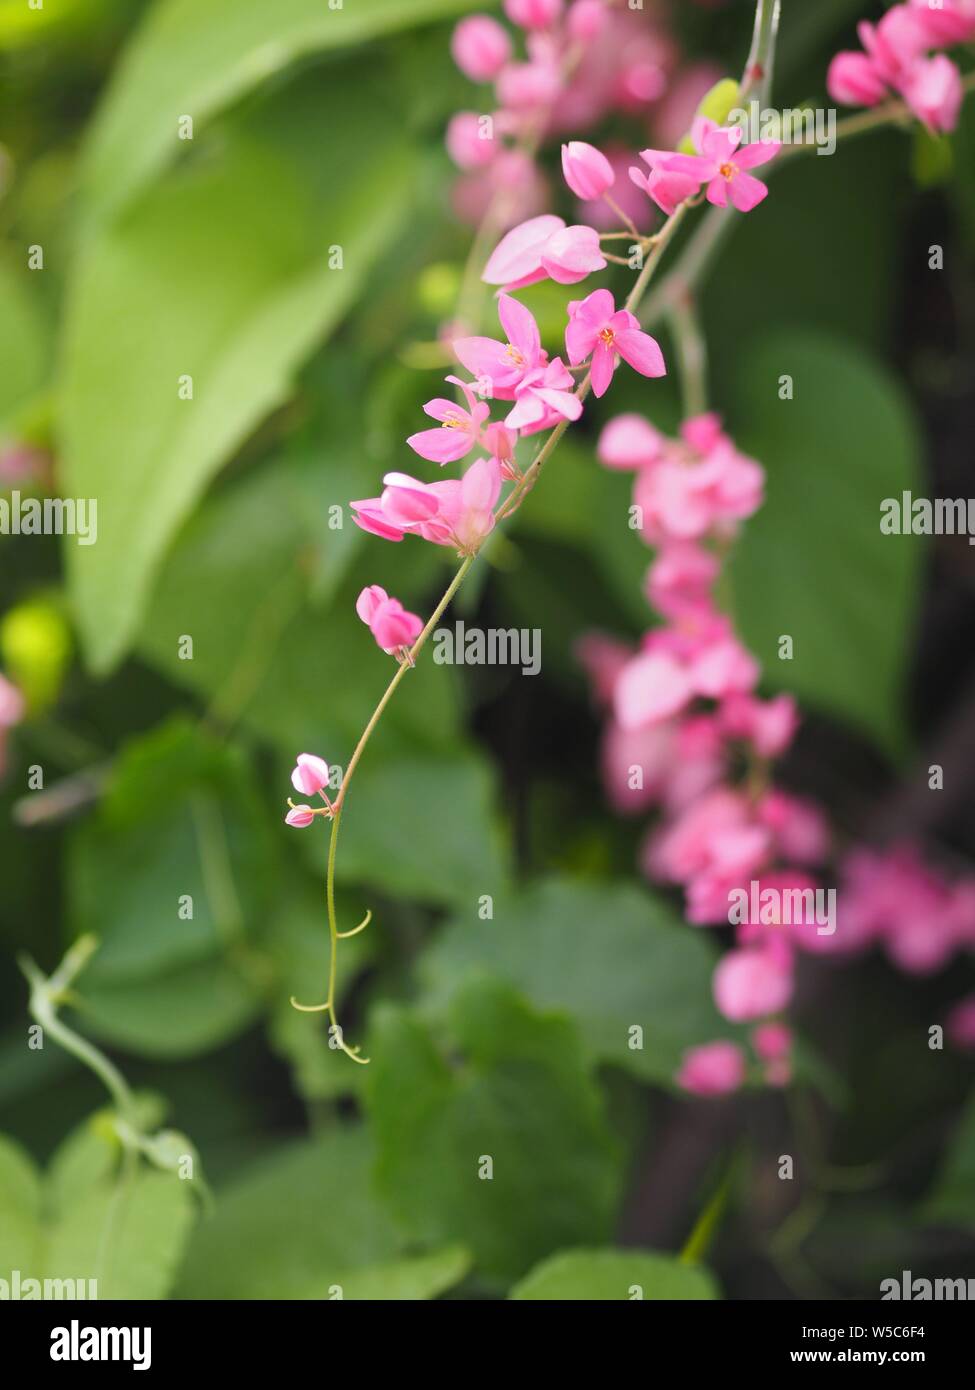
top-left (61, 69), bottom-right (417, 674)
top-left (366, 979), bottom-right (623, 1284)
top-left (0, 1135), bottom-right (43, 1275)
top-left (419, 877), bottom-right (727, 1085)
top-left (337, 1244), bottom-right (471, 1300)
top-left (0, 253), bottom-right (50, 431)
top-left (66, 719), bottom-right (270, 1056)
top-left (510, 1248), bottom-right (719, 1300)
top-left (921, 1095), bottom-right (975, 1231)
top-left (0, 1122), bottom-right (196, 1300)
top-left (728, 330), bottom-right (923, 758)
top-left (177, 1126), bottom-right (461, 1299)
top-left (334, 754), bottom-right (508, 908)
top-left (48, 1169), bottom-right (195, 1300)
top-left (80, 0), bottom-right (483, 223)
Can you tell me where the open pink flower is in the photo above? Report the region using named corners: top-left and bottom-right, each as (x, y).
top-left (454, 293), bottom-right (545, 399)
top-left (505, 355), bottom-right (582, 430)
top-left (407, 377), bottom-right (491, 464)
top-left (659, 119), bottom-right (780, 212)
top-left (356, 585), bottom-right (424, 655)
top-left (565, 288), bottom-right (666, 397)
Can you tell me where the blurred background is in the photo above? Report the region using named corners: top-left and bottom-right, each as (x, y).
top-left (0, 0), bottom-right (973, 1300)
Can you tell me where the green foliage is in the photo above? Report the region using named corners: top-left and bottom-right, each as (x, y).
top-left (510, 1248), bottom-right (719, 1300)
top-left (0, 1120), bottom-right (196, 1300)
top-left (367, 979), bottom-right (623, 1284)
top-left (177, 1125), bottom-right (469, 1299)
top-left (420, 877), bottom-right (729, 1084)
top-left (921, 1095), bottom-right (975, 1232)
top-left (728, 330), bottom-right (923, 758)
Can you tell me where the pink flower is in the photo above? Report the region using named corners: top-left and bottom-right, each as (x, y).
top-left (719, 693), bottom-right (799, 759)
top-left (633, 436), bottom-right (764, 542)
top-left (446, 112), bottom-right (498, 170)
top-left (909, 0), bottom-right (975, 46)
top-left (713, 946), bottom-right (793, 1023)
top-left (946, 994), bottom-right (975, 1050)
top-left (645, 543), bottom-right (719, 620)
top-left (451, 15), bottom-right (512, 82)
top-left (597, 413), bottom-right (665, 470)
top-left (566, 0), bottom-right (606, 42)
top-left (285, 805), bottom-right (316, 828)
top-left (291, 753), bottom-right (330, 797)
top-left (407, 377), bottom-right (491, 464)
top-left (482, 216), bottom-right (606, 291)
top-left (630, 151), bottom-right (701, 216)
top-left (827, 52), bottom-right (889, 107)
top-left (614, 650), bottom-right (695, 729)
top-left (756, 790), bottom-right (829, 865)
top-left (646, 787), bottom-right (756, 883)
top-left (561, 141), bottom-right (615, 200)
top-left (676, 1041), bottom-right (746, 1097)
top-left (496, 60), bottom-right (562, 110)
top-left (900, 53), bottom-right (963, 132)
top-left (504, 0), bottom-right (563, 29)
top-left (565, 288), bottom-right (666, 397)
top-left (0, 673), bottom-right (25, 727)
top-left (506, 355), bottom-right (582, 430)
top-left (354, 459), bottom-right (502, 556)
top-left (659, 119), bottom-right (780, 212)
top-left (482, 214), bottom-right (567, 291)
top-left (454, 293), bottom-right (545, 398)
top-left (356, 585), bottom-right (424, 655)
top-left (752, 1021), bottom-right (792, 1062)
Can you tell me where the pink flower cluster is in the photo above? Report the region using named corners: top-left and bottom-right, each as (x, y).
top-left (351, 290), bottom-right (666, 557)
top-left (447, 2), bottom-right (768, 232)
top-left (581, 410), bottom-right (975, 1095)
top-left (828, 0), bottom-right (975, 133)
top-left (632, 117), bottom-right (779, 215)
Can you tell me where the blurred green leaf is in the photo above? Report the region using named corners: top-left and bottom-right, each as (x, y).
top-left (367, 979), bottom-right (623, 1284)
top-left (177, 1125), bottom-right (466, 1299)
top-left (510, 1248), bottom-right (719, 1300)
top-left (728, 329), bottom-right (923, 758)
top-left (419, 877), bottom-right (726, 1085)
top-left (335, 754), bottom-right (508, 908)
top-left (80, 0), bottom-right (483, 222)
top-left (921, 1094), bottom-right (975, 1232)
top-left (0, 1125), bottom-right (195, 1299)
top-left (0, 254), bottom-right (51, 432)
top-left (137, 459), bottom-right (462, 758)
top-left (62, 69), bottom-right (417, 674)
top-left (69, 719), bottom-right (272, 982)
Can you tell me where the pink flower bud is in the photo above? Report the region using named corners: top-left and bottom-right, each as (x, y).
top-left (676, 1041), bottom-right (746, 1097)
top-left (285, 805), bottom-right (316, 828)
top-left (567, 0), bottom-right (606, 42)
top-left (561, 141), bottom-right (615, 200)
top-left (597, 413), bottom-right (665, 470)
top-left (291, 753), bottom-right (330, 797)
top-left (451, 15), bottom-right (512, 82)
top-left (826, 51), bottom-right (888, 107)
top-left (713, 947), bottom-right (793, 1023)
top-left (0, 673), bottom-right (24, 727)
top-left (446, 112), bottom-right (497, 170)
top-left (504, 0), bottom-right (563, 30)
